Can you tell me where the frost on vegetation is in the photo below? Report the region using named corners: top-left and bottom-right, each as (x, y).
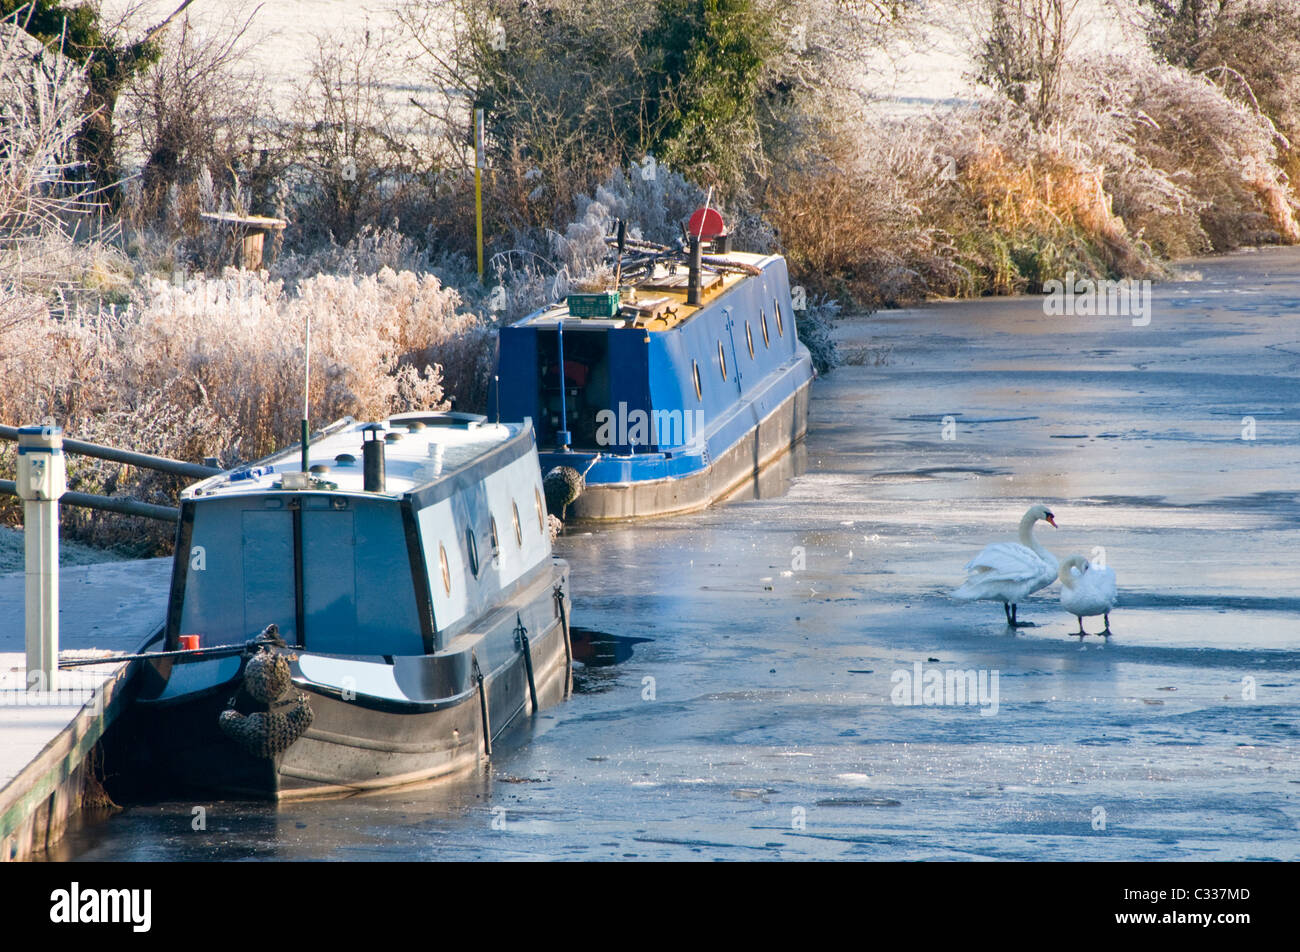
top-left (470, 161), bottom-right (786, 325)
top-left (0, 266), bottom-right (493, 551)
top-left (272, 225), bottom-right (430, 290)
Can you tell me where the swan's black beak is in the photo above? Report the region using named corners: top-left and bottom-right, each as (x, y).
top-left (1045, 514), bottom-right (1057, 528)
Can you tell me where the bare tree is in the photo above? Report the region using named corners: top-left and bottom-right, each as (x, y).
top-left (0, 13), bottom-right (91, 287)
top-left (117, 4), bottom-right (269, 222)
top-left (973, 0), bottom-right (1082, 128)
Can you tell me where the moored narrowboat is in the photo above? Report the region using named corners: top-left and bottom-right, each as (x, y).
top-left (118, 412), bottom-right (572, 800)
top-left (490, 220), bottom-right (814, 520)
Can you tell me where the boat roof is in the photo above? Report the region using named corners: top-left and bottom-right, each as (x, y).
top-left (516, 251), bottom-right (776, 333)
top-left (183, 413), bottom-right (524, 501)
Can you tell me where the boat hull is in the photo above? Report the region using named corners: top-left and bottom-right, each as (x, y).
top-left (559, 365), bottom-right (810, 521)
top-left (118, 562), bottom-right (571, 801)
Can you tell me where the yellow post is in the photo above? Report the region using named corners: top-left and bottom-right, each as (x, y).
top-left (475, 108), bottom-right (485, 282)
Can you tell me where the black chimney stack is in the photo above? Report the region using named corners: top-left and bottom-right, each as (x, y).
top-left (687, 236), bottom-right (702, 306)
top-left (362, 423), bottom-right (386, 492)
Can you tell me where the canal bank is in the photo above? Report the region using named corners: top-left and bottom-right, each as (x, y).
top-left (0, 559), bottom-right (169, 860)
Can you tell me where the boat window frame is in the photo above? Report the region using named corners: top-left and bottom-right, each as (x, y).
top-left (512, 501), bottom-right (523, 546)
top-left (693, 360), bottom-right (702, 400)
top-left (535, 487), bottom-right (546, 533)
top-left (465, 525), bottom-right (480, 577)
top-left (745, 321), bottom-right (754, 359)
top-left (761, 309), bottom-right (770, 347)
top-left (775, 298), bottom-right (784, 336)
top-left (718, 340), bottom-right (727, 380)
top-left (438, 542), bottom-right (451, 595)
top-left (490, 516), bottom-right (500, 559)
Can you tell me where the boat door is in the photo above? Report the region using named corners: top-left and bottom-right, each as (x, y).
top-left (299, 505), bottom-right (357, 653)
top-left (241, 509), bottom-right (297, 643)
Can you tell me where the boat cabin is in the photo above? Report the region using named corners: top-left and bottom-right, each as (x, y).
top-left (164, 413), bottom-right (553, 657)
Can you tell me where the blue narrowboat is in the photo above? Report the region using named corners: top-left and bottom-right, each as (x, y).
top-left (122, 412), bottom-right (572, 800)
top-left (490, 231), bottom-right (814, 520)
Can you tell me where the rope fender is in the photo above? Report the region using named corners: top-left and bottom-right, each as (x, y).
top-left (217, 625), bottom-right (314, 759)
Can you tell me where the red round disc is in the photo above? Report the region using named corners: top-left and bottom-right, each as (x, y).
top-left (687, 207), bottom-right (726, 239)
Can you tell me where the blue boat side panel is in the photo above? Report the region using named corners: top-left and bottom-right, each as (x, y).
top-left (488, 253), bottom-right (812, 517)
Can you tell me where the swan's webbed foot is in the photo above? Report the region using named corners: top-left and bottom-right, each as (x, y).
top-left (1072, 617), bottom-right (1090, 637)
top-left (1100, 613), bottom-right (1112, 637)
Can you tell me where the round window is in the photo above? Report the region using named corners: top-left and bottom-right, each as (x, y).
top-left (512, 501), bottom-right (523, 546)
top-left (746, 321), bottom-right (754, 359)
top-left (465, 526), bottom-right (480, 577)
top-left (438, 543), bottom-right (451, 595)
top-left (535, 487), bottom-right (545, 532)
top-left (761, 310), bottom-right (770, 347)
top-left (775, 299), bottom-right (784, 336)
top-left (693, 360), bottom-right (702, 400)
top-left (718, 341), bottom-right (727, 380)
top-left (490, 516), bottom-right (500, 555)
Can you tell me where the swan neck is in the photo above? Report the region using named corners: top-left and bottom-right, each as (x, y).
top-left (1018, 513), bottom-right (1046, 555)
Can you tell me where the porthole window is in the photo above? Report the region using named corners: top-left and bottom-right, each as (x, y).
top-left (438, 543), bottom-right (451, 595)
top-left (693, 360), bottom-right (702, 400)
top-left (535, 487), bottom-right (546, 532)
top-left (718, 340), bottom-right (727, 380)
top-left (490, 516), bottom-right (500, 557)
top-left (465, 526), bottom-right (480, 577)
top-left (512, 501), bottom-right (523, 546)
top-left (761, 310), bottom-right (770, 347)
top-left (775, 299), bottom-right (784, 336)
top-left (745, 321), bottom-right (754, 359)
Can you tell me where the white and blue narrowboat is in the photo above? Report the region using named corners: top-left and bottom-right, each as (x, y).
top-left (122, 412), bottom-right (572, 800)
top-left (490, 225), bottom-right (814, 520)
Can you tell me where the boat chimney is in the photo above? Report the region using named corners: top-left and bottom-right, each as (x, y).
top-left (362, 423), bottom-right (386, 492)
top-left (687, 236), bottom-right (702, 307)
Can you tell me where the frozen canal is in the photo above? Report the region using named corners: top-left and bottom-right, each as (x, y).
top-left (59, 247), bottom-right (1300, 860)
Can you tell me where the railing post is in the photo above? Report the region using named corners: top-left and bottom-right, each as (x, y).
top-left (16, 425), bottom-right (65, 694)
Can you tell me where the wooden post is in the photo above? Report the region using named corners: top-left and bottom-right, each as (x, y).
top-left (475, 108), bottom-right (485, 283)
top-left (199, 213), bottom-right (288, 271)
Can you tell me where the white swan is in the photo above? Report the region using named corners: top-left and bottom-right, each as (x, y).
top-left (952, 504), bottom-right (1059, 627)
top-left (1058, 554), bottom-right (1118, 637)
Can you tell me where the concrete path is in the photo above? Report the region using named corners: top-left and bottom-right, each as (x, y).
top-left (0, 558), bottom-right (169, 859)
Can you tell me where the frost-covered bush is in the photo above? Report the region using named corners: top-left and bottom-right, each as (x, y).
top-left (1065, 53), bottom-right (1299, 253)
top-left (0, 267), bottom-right (493, 551)
top-left (273, 225), bottom-right (430, 291)
top-left (766, 39), bottom-right (1298, 309)
top-left (797, 295), bottom-right (841, 376)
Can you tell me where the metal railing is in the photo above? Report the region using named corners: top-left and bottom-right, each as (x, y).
top-left (0, 425), bottom-right (221, 522)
